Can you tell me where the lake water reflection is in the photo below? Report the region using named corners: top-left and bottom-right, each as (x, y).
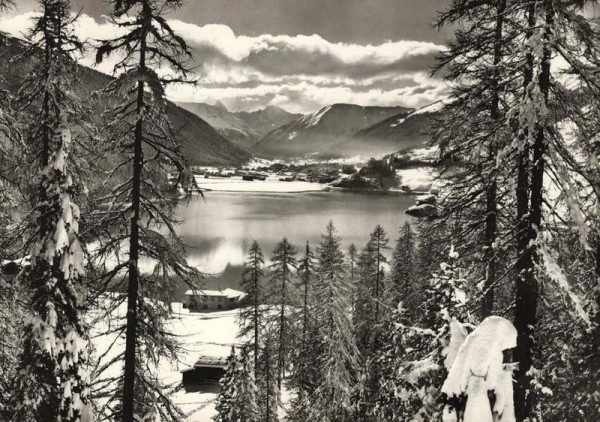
top-left (175, 190), bottom-right (415, 295)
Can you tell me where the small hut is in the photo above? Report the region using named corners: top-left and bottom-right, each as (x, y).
top-left (182, 355), bottom-right (228, 390)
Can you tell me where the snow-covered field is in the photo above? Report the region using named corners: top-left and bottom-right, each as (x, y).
top-left (395, 167), bottom-right (436, 193)
top-left (406, 145), bottom-right (438, 162)
top-left (92, 301), bottom-right (242, 421)
top-left (195, 175), bottom-right (327, 193)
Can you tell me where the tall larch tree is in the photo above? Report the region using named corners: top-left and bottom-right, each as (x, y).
top-left (389, 222), bottom-right (417, 312)
top-left (366, 225), bottom-right (388, 325)
top-left (287, 241), bottom-right (316, 421)
top-left (297, 241), bottom-right (315, 347)
top-left (268, 237), bottom-right (297, 389)
top-left (93, 0), bottom-right (199, 420)
top-left (238, 241), bottom-right (265, 378)
top-left (347, 243), bottom-right (357, 313)
top-left (433, 0), bottom-right (516, 320)
top-left (9, 1), bottom-right (91, 420)
top-left (436, 0), bottom-right (600, 419)
top-left (507, 1), bottom-right (600, 418)
top-left (354, 225), bottom-right (389, 356)
top-left (295, 241), bottom-right (316, 375)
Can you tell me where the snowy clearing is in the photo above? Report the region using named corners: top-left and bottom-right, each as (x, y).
top-left (92, 300), bottom-right (243, 421)
top-left (394, 167), bottom-right (436, 193)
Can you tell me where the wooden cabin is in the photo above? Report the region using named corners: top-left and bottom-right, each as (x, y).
top-left (182, 288), bottom-right (246, 312)
top-left (182, 355), bottom-right (228, 391)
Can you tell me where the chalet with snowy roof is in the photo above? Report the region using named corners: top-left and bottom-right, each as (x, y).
top-left (181, 355), bottom-right (229, 390)
top-left (182, 288), bottom-right (246, 312)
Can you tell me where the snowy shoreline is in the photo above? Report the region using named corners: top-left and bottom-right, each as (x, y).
top-left (194, 170), bottom-right (435, 195)
top-left (194, 176), bottom-right (328, 193)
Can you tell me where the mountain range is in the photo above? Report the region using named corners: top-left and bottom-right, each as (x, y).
top-left (253, 103), bottom-right (437, 159)
top-left (176, 101), bottom-right (301, 150)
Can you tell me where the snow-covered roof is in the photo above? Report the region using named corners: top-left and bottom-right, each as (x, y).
top-left (184, 288), bottom-right (245, 299)
top-left (221, 288), bottom-right (245, 299)
top-left (195, 355), bottom-right (228, 367)
top-left (181, 355), bottom-right (229, 372)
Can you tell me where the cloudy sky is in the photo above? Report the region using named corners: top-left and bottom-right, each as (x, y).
top-left (0, 0), bottom-right (453, 113)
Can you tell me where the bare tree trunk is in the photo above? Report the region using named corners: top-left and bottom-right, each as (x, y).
top-left (122, 27), bottom-right (147, 422)
top-left (481, 0), bottom-right (506, 318)
top-left (265, 340), bottom-right (272, 422)
top-left (254, 258), bottom-right (260, 379)
top-left (277, 246), bottom-right (287, 389)
top-left (514, 2), bottom-right (552, 420)
top-left (375, 240), bottom-right (381, 324)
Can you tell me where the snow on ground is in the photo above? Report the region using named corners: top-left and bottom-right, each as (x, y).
top-left (301, 105), bottom-right (332, 127)
top-left (390, 117), bottom-right (406, 127)
top-left (409, 98), bottom-right (452, 116)
top-left (394, 167), bottom-right (436, 193)
top-left (244, 157), bottom-right (277, 169)
top-left (167, 307), bottom-right (242, 421)
top-left (290, 155), bottom-right (372, 165)
top-left (195, 175), bottom-right (328, 193)
top-left (91, 298), bottom-right (242, 421)
top-left (406, 145), bottom-right (438, 161)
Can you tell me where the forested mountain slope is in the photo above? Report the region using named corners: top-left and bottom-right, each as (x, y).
top-left (346, 103), bottom-right (440, 156)
top-left (253, 103), bottom-right (411, 159)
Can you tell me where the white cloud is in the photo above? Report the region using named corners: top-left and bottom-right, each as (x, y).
top-left (168, 19), bottom-right (445, 65)
top-left (0, 12), bottom-right (448, 113)
top-left (166, 75), bottom-right (448, 114)
top-left (0, 11), bottom-right (36, 38)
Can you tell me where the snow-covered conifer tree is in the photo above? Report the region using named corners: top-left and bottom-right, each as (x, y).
top-left (296, 241), bottom-right (315, 348)
top-left (309, 221), bottom-right (359, 421)
top-left (441, 316), bottom-right (517, 422)
top-left (372, 303), bottom-right (415, 421)
top-left (366, 225), bottom-right (388, 324)
top-left (214, 346), bottom-right (260, 422)
top-left (375, 247), bottom-right (467, 421)
top-left (353, 244), bottom-right (376, 353)
top-left (233, 346), bottom-right (260, 422)
top-left (9, 1), bottom-right (91, 420)
top-left (268, 237), bottom-right (297, 388)
top-left (389, 222), bottom-right (419, 315)
top-left (214, 347), bottom-right (239, 422)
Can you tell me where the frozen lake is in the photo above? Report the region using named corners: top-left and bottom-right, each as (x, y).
top-left (175, 190), bottom-right (416, 296)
